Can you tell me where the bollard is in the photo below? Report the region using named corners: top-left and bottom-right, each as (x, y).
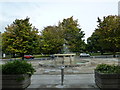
top-left (61, 66), bottom-right (65, 85)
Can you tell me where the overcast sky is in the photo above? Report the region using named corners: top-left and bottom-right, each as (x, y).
top-left (0, 0), bottom-right (119, 41)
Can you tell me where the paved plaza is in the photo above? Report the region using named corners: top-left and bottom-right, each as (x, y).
top-left (27, 74), bottom-right (99, 89)
top-left (1, 57), bottom-right (119, 89)
top-left (26, 58), bottom-right (119, 89)
top-left (29, 58), bottom-right (118, 74)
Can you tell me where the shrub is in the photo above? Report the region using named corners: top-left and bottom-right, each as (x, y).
top-left (95, 64), bottom-right (120, 74)
top-left (2, 60), bottom-right (36, 75)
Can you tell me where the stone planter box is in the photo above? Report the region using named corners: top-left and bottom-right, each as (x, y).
top-left (95, 71), bottom-right (120, 89)
top-left (2, 74), bottom-right (31, 89)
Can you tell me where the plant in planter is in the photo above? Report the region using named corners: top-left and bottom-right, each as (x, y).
top-left (95, 64), bottom-right (120, 89)
top-left (2, 60), bottom-right (36, 89)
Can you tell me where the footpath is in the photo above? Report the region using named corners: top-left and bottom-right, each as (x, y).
top-left (27, 74), bottom-right (99, 89)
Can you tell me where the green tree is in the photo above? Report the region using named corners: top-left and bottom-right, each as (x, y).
top-left (40, 26), bottom-right (65, 54)
top-left (87, 32), bottom-right (103, 54)
top-left (94, 15), bottom-right (120, 57)
top-left (2, 17), bottom-right (39, 59)
top-left (40, 16), bottom-right (85, 54)
top-left (61, 16), bottom-right (85, 52)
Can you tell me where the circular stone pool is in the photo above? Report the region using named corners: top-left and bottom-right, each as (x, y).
top-left (39, 57), bottom-right (90, 68)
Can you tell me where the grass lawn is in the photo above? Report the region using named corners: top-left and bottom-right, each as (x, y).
top-left (33, 54), bottom-right (50, 58)
top-left (90, 52), bottom-right (120, 56)
top-left (2, 54), bottom-right (50, 59)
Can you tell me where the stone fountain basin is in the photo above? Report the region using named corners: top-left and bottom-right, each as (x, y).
top-left (39, 59), bottom-right (90, 68)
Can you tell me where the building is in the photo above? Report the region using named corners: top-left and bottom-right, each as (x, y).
top-left (118, 1), bottom-right (120, 16)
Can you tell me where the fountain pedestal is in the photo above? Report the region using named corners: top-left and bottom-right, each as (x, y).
top-left (54, 54), bottom-right (76, 65)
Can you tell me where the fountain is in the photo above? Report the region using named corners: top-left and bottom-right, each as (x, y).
top-left (53, 42), bottom-right (76, 86)
top-left (53, 42), bottom-right (76, 66)
top-left (39, 42), bottom-right (89, 68)
top-left (53, 53), bottom-right (76, 66)
top-left (38, 43), bottom-right (89, 86)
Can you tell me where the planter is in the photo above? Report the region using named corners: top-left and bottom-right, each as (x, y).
top-left (95, 71), bottom-right (120, 89)
top-left (2, 74), bottom-right (31, 89)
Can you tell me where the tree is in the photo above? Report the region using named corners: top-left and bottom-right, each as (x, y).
top-left (61, 16), bottom-right (85, 52)
top-left (93, 15), bottom-right (120, 57)
top-left (87, 32), bottom-right (103, 54)
top-left (40, 16), bottom-right (85, 54)
top-left (40, 26), bottom-right (65, 54)
top-left (2, 17), bottom-right (39, 59)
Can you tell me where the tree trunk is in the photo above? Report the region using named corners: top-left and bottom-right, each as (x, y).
top-left (113, 54), bottom-right (116, 58)
top-left (12, 53), bottom-right (15, 58)
top-left (113, 50), bottom-right (116, 58)
top-left (100, 49), bottom-right (104, 55)
top-left (101, 52), bottom-right (103, 55)
top-left (21, 53), bottom-right (24, 60)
